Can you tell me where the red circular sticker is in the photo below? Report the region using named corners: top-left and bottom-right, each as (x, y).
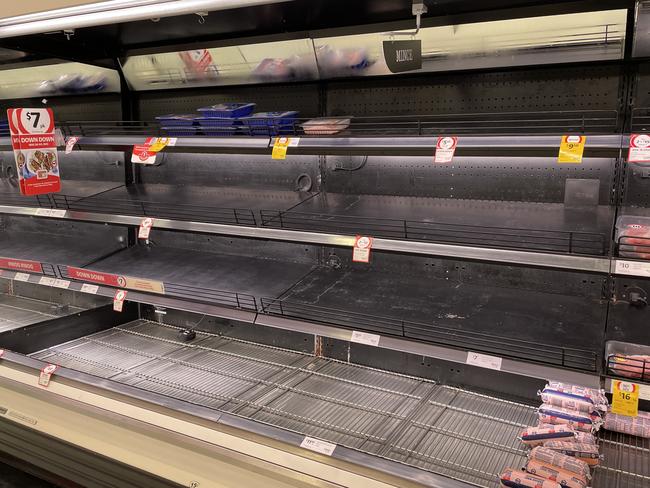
top-left (632, 134), bottom-right (650, 148)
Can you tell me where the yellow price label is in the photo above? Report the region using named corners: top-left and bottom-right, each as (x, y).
top-left (271, 137), bottom-right (293, 160)
top-left (611, 380), bottom-right (639, 417)
top-left (558, 135), bottom-right (586, 163)
top-left (148, 137), bottom-right (175, 153)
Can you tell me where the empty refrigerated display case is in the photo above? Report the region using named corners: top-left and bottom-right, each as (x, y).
top-left (0, 1), bottom-right (650, 488)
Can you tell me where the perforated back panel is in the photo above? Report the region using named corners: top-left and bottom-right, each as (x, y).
top-left (0, 94), bottom-right (122, 121)
top-left (325, 155), bottom-right (615, 203)
top-left (325, 65), bottom-right (623, 116)
top-left (136, 84), bottom-right (320, 120)
top-left (140, 153), bottom-right (320, 191)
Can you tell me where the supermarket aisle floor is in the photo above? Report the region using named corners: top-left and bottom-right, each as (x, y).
top-left (0, 462), bottom-right (56, 488)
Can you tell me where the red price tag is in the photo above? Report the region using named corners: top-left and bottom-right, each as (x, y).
top-left (132, 143), bottom-right (156, 165)
top-left (7, 108), bottom-right (61, 196)
top-left (38, 364), bottom-right (58, 387)
top-left (434, 136), bottom-right (458, 163)
top-left (138, 217), bottom-right (154, 240)
top-left (113, 289), bottom-right (128, 312)
top-left (353, 236), bottom-right (373, 263)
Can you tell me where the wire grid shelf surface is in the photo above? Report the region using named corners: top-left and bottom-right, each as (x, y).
top-left (30, 319), bottom-right (540, 487)
top-left (50, 193), bottom-right (257, 227)
top-left (260, 210), bottom-right (607, 256)
top-left (594, 430), bottom-right (650, 488)
top-left (259, 298), bottom-right (599, 372)
top-left (0, 293), bottom-right (81, 333)
top-left (0, 186), bottom-right (608, 257)
top-left (57, 265), bottom-right (258, 312)
top-left (53, 110), bottom-right (620, 138)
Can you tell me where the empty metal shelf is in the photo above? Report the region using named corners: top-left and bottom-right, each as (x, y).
top-left (0, 294), bottom-right (83, 333)
top-left (31, 319), bottom-right (539, 487)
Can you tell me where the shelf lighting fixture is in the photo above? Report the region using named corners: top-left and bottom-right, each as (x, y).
top-left (0, 0), bottom-right (293, 39)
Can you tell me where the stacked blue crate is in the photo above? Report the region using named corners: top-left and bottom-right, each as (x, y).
top-left (242, 111), bottom-right (299, 136)
top-left (156, 115), bottom-right (198, 137)
top-left (196, 103), bottom-right (255, 136)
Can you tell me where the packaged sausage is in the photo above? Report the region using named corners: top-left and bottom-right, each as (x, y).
top-left (529, 447), bottom-right (591, 479)
top-left (603, 410), bottom-right (650, 438)
top-left (535, 424), bottom-right (597, 445)
top-left (525, 460), bottom-right (587, 488)
top-left (521, 425), bottom-right (576, 446)
top-left (499, 468), bottom-right (562, 488)
top-left (540, 387), bottom-right (607, 413)
top-left (544, 381), bottom-right (608, 407)
top-left (538, 404), bottom-right (602, 433)
top-left (542, 442), bottom-right (602, 466)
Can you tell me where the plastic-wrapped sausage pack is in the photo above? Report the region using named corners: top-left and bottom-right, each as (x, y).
top-left (540, 387), bottom-right (607, 413)
top-left (542, 441), bottom-right (602, 466)
top-left (520, 425), bottom-right (597, 446)
top-left (524, 460), bottom-right (587, 488)
top-left (499, 468), bottom-right (562, 488)
top-left (603, 410), bottom-right (650, 438)
top-left (529, 447), bottom-right (591, 479)
top-left (538, 404), bottom-right (603, 433)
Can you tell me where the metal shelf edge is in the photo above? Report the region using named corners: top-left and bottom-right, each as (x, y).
top-left (0, 204), bottom-right (612, 273)
top-left (255, 314), bottom-right (601, 388)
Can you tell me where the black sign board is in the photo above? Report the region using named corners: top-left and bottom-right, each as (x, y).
top-left (382, 40), bottom-right (422, 73)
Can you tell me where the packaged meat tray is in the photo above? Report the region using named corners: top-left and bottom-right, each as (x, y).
top-left (196, 103), bottom-right (256, 118)
top-left (301, 117), bottom-right (351, 135)
top-left (242, 111), bottom-right (298, 135)
top-left (155, 115), bottom-right (196, 127)
top-left (608, 353), bottom-right (650, 380)
top-left (615, 215), bottom-right (650, 259)
top-left (604, 410), bottom-right (650, 438)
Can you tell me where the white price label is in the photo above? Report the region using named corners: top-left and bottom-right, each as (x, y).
top-left (466, 352), bottom-right (503, 371)
top-left (53, 279), bottom-right (70, 289)
top-left (300, 437), bottom-right (336, 456)
top-left (351, 331), bottom-right (381, 346)
top-left (612, 380), bottom-right (650, 401)
top-left (38, 277), bottom-right (56, 286)
top-left (80, 283), bottom-right (99, 295)
top-left (138, 217), bottom-right (154, 240)
top-left (615, 260), bottom-right (650, 278)
top-left (35, 208), bottom-right (66, 218)
top-left (65, 136), bottom-right (79, 154)
top-left (14, 273), bottom-right (30, 282)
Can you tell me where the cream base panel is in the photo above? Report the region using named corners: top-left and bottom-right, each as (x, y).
top-left (0, 361), bottom-right (430, 488)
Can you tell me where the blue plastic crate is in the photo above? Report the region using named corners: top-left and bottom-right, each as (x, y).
top-left (155, 115), bottom-right (196, 127)
top-left (201, 127), bottom-right (240, 137)
top-left (162, 126), bottom-right (199, 136)
top-left (194, 117), bottom-right (242, 128)
top-left (196, 103), bottom-right (256, 118)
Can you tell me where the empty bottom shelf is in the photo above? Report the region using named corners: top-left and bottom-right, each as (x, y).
top-left (30, 320), bottom-right (647, 487)
top-left (32, 319), bottom-right (535, 488)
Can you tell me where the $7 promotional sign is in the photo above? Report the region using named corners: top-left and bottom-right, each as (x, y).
top-left (7, 108), bottom-right (61, 196)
